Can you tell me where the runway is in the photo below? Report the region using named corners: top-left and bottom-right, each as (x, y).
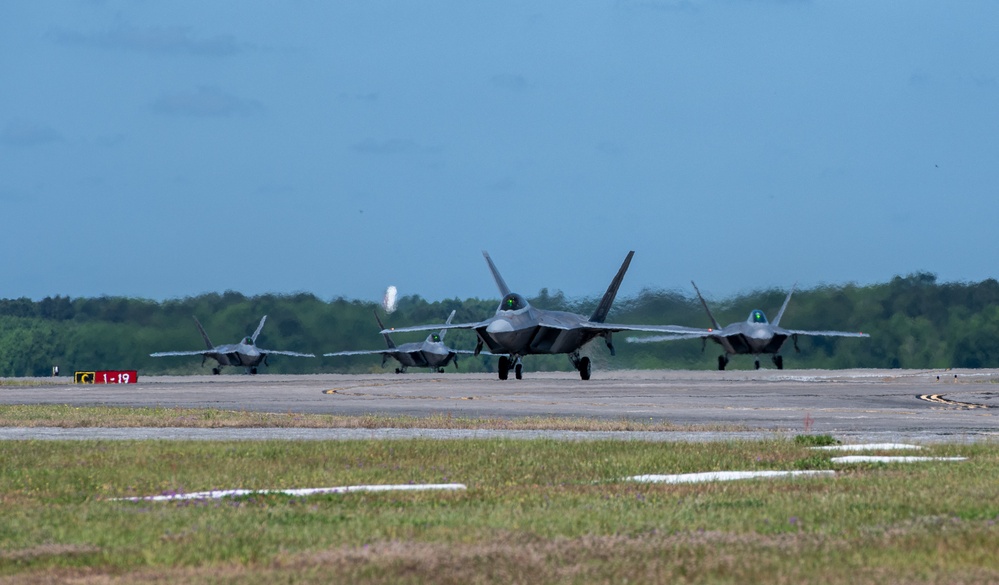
top-left (1, 369), bottom-right (997, 443)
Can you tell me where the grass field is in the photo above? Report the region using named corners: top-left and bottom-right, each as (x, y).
top-left (0, 404), bottom-right (742, 431)
top-left (1, 407), bottom-right (997, 584)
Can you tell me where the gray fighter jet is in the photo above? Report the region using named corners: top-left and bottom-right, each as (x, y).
top-left (150, 315), bottom-right (314, 374)
top-left (627, 282), bottom-right (869, 370)
top-left (381, 251), bottom-right (701, 380)
top-left (325, 310), bottom-right (478, 373)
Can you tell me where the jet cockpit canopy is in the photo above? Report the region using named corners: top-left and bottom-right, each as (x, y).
top-left (749, 310), bottom-right (769, 324)
top-left (500, 293), bottom-right (528, 312)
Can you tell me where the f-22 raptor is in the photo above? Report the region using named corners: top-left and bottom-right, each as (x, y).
top-left (150, 315), bottom-right (315, 374)
top-left (325, 310), bottom-right (479, 373)
top-left (382, 251), bottom-right (700, 380)
top-left (628, 282), bottom-right (869, 370)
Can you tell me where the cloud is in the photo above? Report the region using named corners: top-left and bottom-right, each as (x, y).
top-left (53, 25), bottom-right (241, 57)
top-left (1, 121), bottom-right (62, 147)
top-left (151, 86), bottom-right (263, 117)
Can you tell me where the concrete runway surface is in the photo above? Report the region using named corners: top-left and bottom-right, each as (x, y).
top-left (1, 369), bottom-right (997, 443)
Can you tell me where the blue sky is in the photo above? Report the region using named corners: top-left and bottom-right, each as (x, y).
top-left (2, 1), bottom-right (996, 304)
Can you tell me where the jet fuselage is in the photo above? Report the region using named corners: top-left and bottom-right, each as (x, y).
top-left (709, 322), bottom-right (789, 356)
top-left (474, 307), bottom-right (601, 357)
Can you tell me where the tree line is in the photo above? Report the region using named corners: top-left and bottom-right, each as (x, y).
top-left (0, 272), bottom-right (996, 377)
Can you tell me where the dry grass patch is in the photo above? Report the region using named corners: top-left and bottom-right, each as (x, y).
top-left (0, 405), bottom-right (745, 431)
top-left (6, 529), bottom-right (999, 585)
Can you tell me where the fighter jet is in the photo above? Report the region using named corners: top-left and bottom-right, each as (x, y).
top-left (150, 315), bottom-right (314, 374)
top-left (627, 282), bottom-right (869, 370)
top-left (381, 251), bottom-right (701, 380)
top-left (324, 310), bottom-right (478, 373)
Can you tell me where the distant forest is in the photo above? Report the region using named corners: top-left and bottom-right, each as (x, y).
top-left (1, 272), bottom-right (997, 377)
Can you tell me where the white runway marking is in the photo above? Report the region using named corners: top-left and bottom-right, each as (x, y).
top-left (813, 443), bottom-right (923, 451)
top-left (114, 483), bottom-right (467, 502)
top-left (624, 470), bottom-right (835, 484)
top-left (830, 456), bottom-right (966, 464)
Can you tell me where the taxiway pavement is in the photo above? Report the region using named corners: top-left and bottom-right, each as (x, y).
top-left (1, 369), bottom-right (997, 443)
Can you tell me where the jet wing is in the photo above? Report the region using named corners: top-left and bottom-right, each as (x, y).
top-left (323, 349), bottom-right (392, 357)
top-left (625, 333), bottom-right (710, 343)
top-left (781, 329), bottom-right (870, 338)
top-left (259, 349), bottom-right (316, 357)
top-left (583, 322), bottom-right (708, 335)
top-left (379, 320), bottom-right (488, 334)
top-left (150, 350), bottom-right (214, 357)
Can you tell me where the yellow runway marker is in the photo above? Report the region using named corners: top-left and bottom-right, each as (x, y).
top-left (918, 394), bottom-right (989, 409)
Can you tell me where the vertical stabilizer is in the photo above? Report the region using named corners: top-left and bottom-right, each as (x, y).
top-left (772, 283), bottom-right (797, 326)
top-left (437, 310), bottom-right (457, 341)
top-left (193, 316), bottom-right (214, 350)
top-left (590, 251), bottom-right (634, 323)
top-left (482, 251), bottom-right (512, 297)
top-left (374, 311), bottom-right (397, 349)
top-left (251, 315), bottom-right (268, 343)
top-left (691, 282), bottom-right (723, 330)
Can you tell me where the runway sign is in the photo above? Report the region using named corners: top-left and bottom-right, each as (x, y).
top-left (75, 370), bottom-right (138, 384)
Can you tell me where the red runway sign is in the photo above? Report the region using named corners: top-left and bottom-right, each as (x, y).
top-left (75, 371), bottom-right (138, 384)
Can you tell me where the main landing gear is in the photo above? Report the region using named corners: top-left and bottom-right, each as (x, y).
top-left (569, 351), bottom-right (591, 381)
top-left (497, 356), bottom-right (523, 380)
top-left (717, 354), bottom-right (784, 370)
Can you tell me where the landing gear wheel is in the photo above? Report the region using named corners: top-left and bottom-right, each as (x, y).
top-left (250, 367), bottom-right (258, 375)
top-left (514, 362), bottom-right (523, 380)
top-left (212, 367), bottom-right (220, 375)
top-left (438, 367), bottom-right (445, 374)
top-left (773, 355), bottom-right (783, 370)
top-left (498, 356), bottom-right (510, 380)
top-left (395, 368), bottom-right (403, 374)
top-left (578, 356), bottom-right (591, 380)
top-left (754, 360), bottom-right (761, 370)
top-left (717, 355), bottom-right (727, 371)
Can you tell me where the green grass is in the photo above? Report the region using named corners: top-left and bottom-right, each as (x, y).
top-left (1, 439), bottom-right (998, 584)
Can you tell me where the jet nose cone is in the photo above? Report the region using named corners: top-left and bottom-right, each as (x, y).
top-left (486, 319), bottom-right (515, 334)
